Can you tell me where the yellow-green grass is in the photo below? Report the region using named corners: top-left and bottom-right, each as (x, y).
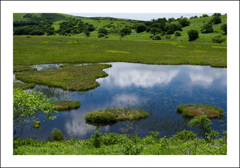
top-left (15, 64), bottom-right (112, 91)
top-left (13, 82), bottom-right (36, 90)
top-left (13, 65), bottom-right (37, 72)
top-left (177, 104), bottom-right (223, 118)
top-left (52, 100), bottom-right (80, 111)
top-left (32, 121), bottom-right (40, 128)
top-left (13, 36), bottom-right (227, 67)
top-left (85, 108), bottom-right (149, 125)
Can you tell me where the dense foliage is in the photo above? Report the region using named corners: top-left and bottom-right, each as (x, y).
top-left (13, 113), bottom-right (227, 155)
top-left (13, 89), bottom-right (57, 139)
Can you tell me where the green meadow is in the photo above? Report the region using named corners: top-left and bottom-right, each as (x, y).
top-left (14, 36), bottom-right (226, 67)
top-left (13, 13), bottom-right (227, 156)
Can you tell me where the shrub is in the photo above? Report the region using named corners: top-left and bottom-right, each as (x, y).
top-left (211, 15), bottom-right (222, 24)
top-left (174, 31), bottom-right (181, 37)
top-left (90, 131), bottom-right (102, 148)
top-left (98, 33), bottom-right (105, 38)
top-left (102, 132), bottom-right (119, 145)
top-left (98, 28), bottom-right (108, 35)
top-left (188, 116), bottom-right (212, 140)
top-left (212, 35), bottom-right (225, 43)
top-left (178, 18), bottom-right (190, 27)
top-left (52, 128), bottom-right (64, 141)
top-left (221, 23), bottom-right (227, 35)
top-left (202, 14), bottom-right (209, 17)
top-left (174, 130), bottom-right (196, 141)
top-left (122, 138), bottom-right (143, 155)
top-left (165, 35), bottom-right (171, 39)
top-left (152, 35), bottom-right (162, 40)
top-left (135, 24), bottom-right (147, 33)
top-left (201, 23), bottom-right (213, 33)
top-left (188, 29), bottom-right (199, 41)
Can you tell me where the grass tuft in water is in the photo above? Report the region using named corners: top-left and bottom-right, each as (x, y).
top-left (177, 104), bottom-right (223, 118)
top-left (85, 108), bottom-right (149, 126)
top-left (52, 100), bottom-right (80, 110)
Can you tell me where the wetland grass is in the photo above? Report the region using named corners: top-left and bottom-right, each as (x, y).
top-left (177, 104), bottom-right (223, 118)
top-left (85, 108), bottom-right (149, 125)
top-left (13, 36), bottom-right (226, 67)
top-left (13, 65), bottom-right (37, 72)
top-left (52, 100), bottom-right (80, 110)
top-left (13, 82), bottom-right (36, 90)
top-left (15, 64), bottom-right (112, 91)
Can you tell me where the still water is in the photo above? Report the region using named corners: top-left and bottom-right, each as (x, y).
top-left (14, 63), bottom-right (227, 140)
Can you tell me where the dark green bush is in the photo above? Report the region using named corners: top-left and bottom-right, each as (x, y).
top-left (90, 131), bottom-right (102, 148)
top-left (221, 23), bottom-right (227, 35)
top-left (98, 33), bottom-right (105, 38)
top-left (212, 35), bottom-right (225, 43)
top-left (202, 14), bottom-right (209, 17)
top-left (211, 15), bottom-right (222, 24)
top-left (188, 29), bottom-right (199, 41)
top-left (135, 24), bottom-right (147, 33)
top-left (52, 128), bottom-right (64, 141)
top-left (178, 18), bottom-right (190, 27)
top-left (152, 35), bottom-right (162, 40)
top-left (165, 35), bottom-right (171, 39)
top-left (174, 31), bottom-right (181, 37)
top-left (98, 28), bottom-right (108, 35)
top-left (201, 23), bottom-right (213, 33)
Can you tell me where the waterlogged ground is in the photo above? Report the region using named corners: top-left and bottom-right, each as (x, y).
top-left (14, 63), bottom-right (227, 140)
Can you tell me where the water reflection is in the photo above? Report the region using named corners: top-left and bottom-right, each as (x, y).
top-left (98, 63), bottom-right (180, 87)
top-left (14, 63), bottom-right (227, 140)
top-left (30, 64), bottom-right (63, 71)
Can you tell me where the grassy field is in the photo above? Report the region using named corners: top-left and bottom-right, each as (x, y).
top-left (13, 36), bottom-right (226, 67)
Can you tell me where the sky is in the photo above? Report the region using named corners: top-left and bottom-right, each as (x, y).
top-left (64, 13), bottom-right (217, 21)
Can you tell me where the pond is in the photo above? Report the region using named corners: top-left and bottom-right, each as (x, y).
top-left (14, 62), bottom-right (227, 140)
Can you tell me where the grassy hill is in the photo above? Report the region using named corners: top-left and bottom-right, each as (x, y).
top-left (13, 13), bottom-right (227, 43)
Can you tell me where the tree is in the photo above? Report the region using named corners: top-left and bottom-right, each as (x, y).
top-left (135, 24), bottom-right (147, 33)
top-left (178, 18), bottom-right (190, 27)
top-left (221, 23), bottom-right (227, 35)
top-left (201, 23), bottom-right (213, 33)
top-left (188, 116), bottom-right (212, 140)
top-left (211, 15), bottom-right (222, 24)
top-left (13, 89), bottom-right (57, 139)
top-left (98, 28), bottom-right (108, 35)
top-left (188, 29), bottom-right (199, 41)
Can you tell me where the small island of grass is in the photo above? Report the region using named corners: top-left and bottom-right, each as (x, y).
top-left (52, 100), bottom-right (80, 111)
top-left (85, 108), bottom-right (149, 125)
top-left (13, 82), bottom-right (36, 90)
top-left (177, 104), bottom-right (223, 118)
top-left (15, 64), bottom-right (112, 91)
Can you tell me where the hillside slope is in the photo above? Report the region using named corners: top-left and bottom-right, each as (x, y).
top-left (13, 13), bottom-right (227, 43)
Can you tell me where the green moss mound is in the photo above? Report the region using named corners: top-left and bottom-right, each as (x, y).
top-left (13, 82), bottom-right (36, 90)
top-left (52, 100), bottom-right (80, 110)
top-left (15, 64), bottom-right (112, 91)
top-left (177, 104), bottom-right (223, 118)
top-left (85, 108), bottom-right (149, 125)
